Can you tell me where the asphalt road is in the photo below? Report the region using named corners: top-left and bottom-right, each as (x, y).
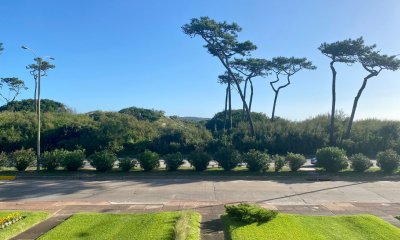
top-left (1, 178), bottom-right (399, 205)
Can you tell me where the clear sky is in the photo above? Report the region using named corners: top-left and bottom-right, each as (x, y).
top-left (1, 0), bottom-right (399, 120)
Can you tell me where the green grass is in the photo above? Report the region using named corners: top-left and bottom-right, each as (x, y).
top-left (0, 211), bottom-right (49, 240)
top-left (223, 214), bottom-right (400, 240)
top-left (174, 211), bottom-right (201, 240)
top-left (39, 212), bottom-right (200, 240)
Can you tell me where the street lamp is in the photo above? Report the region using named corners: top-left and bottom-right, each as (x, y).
top-left (21, 46), bottom-right (55, 171)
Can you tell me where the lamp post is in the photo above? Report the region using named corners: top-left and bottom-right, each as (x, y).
top-left (21, 46), bottom-right (54, 171)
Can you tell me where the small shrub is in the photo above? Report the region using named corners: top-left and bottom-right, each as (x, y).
top-left (243, 149), bottom-right (270, 172)
top-left (350, 153), bottom-right (372, 172)
top-left (188, 151), bottom-right (211, 171)
top-left (42, 149), bottom-right (67, 171)
top-left (213, 147), bottom-right (240, 171)
top-left (61, 149), bottom-right (86, 171)
top-left (164, 152), bottom-right (184, 171)
top-left (138, 150), bottom-right (160, 171)
top-left (273, 155), bottom-right (285, 172)
top-left (225, 203), bottom-right (278, 223)
top-left (316, 147), bottom-right (348, 172)
top-left (119, 157), bottom-right (135, 172)
top-left (0, 152), bottom-right (7, 169)
top-left (286, 153), bottom-right (306, 172)
top-left (377, 149), bottom-right (400, 173)
top-left (89, 150), bottom-right (117, 172)
top-left (10, 148), bottom-right (36, 171)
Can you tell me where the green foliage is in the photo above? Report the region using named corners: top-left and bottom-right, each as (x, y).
top-left (316, 147), bottom-right (349, 172)
top-left (0, 99), bottom-right (71, 113)
top-left (0, 152), bottom-right (7, 168)
top-left (350, 153), bottom-right (372, 172)
top-left (286, 153), bottom-right (306, 172)
top-left (9, 148), bottom-right (36, 171)
top-left (89, 150), bottom-right (117, 172)
top-left (138, 150), bottom-right (160, 171)
top-left (60, 149), bottom-right (86, 171)
top-left (118, 158), bottom-right (135, 172)
top-left (42, 149), bottom-right (67, 170)
top-left (164, 152), bottom-right (184, 171)
top-left (213, 147), bottom-right (240, 171)
top-left (243, 149), bottom-right (270, 172)
top-left (273, 154), bottom-right (285, 172)
top-left (225, 203), bottom-right (278, 224)
top-left (118, 106), bottom-right (164, 122)
top-left (377, 149), bottom-right (400, 173)
top-left (188, 151), bottom-right (211, 171)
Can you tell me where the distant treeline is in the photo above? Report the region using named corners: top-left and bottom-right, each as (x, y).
top-left (0, 99), bottom-right (399, 158)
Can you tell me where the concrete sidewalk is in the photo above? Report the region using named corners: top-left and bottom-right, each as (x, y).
top-left (3, 200), bottom-right (400, 240)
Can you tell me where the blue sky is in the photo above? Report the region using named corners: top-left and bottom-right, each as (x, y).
top-left (1, 0), bottom-right (400, 120)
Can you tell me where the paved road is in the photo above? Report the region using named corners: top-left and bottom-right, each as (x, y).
top-left (1, 178), bottom-right (399, 205)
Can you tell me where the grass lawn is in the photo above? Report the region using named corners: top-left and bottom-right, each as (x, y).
top-left (223, 214), bottom-right (400, 240)
top-left (0, 211), bottom-right (49, 240)
top-left (39, 211), bottom-right (200, 240)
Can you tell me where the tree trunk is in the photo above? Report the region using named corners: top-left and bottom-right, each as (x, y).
top-left (228, 82), bottom-right (232, 131)
top-left (271, 90), bottom-right (279, 121)
top-left (223, 85), bottom-right (228, 131)
top-left (249, 79), bottom-right (254, 113)
top-left (217, 56), bottom-right (255, 136)
top-left (345, 73), bottom-right (376, 138)
top-left (329, 60), bottom-right (337, 145)
top-left (242, 78), bottom-right (248, 120)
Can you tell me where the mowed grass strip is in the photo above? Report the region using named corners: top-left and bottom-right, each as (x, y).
top-left (0, 211), bottom-right (49, 240)
top-left (223, 214), bottom-right (400, 240)
top-left (39, 212), bottom-right (200, 240)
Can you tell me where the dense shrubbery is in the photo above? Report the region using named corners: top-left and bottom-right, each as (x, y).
top-left (225, 203), bottom-right (278, 223)
top-left (243, 149), bottom-right (270, 172)
top-left (9, 148), bottom-right (36, 171)
top-left (1, 102), bottom-right (400, 174)
top-left (377, 149), bottom-right (400, 173)
top-left (213, 147), bottom-right (240, 171)
top-left (188, 151), bottom-right (211, 171)
top-left (350, 153), bottom-right (372, 172)
top-left (164, 152), bottom-right (184, 171)
top-left (61, 149), bottom-right (86, 171)
top-left (42, 149), bottom-right (67, 170)
top-left (89, 150), bottom-right (117, 172)
top-left (119, 158), bottom-right (135, 172)
top-left (316, 147), bottom-right (349, 172)
top-left (138, 150), bottom-right (160, 171)
top-left (286, 153), bottom-right (306, 172)
top-left (272, 154), bottom-right (285, 172)
top-left (0, 152), bottom-right (7, 168)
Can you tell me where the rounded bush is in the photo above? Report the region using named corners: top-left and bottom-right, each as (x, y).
top-left (243, 149), bottom-right (270, 172)
top-left (0, 152), bottom-right (7, 168)
top-left (89, 150), bottom-right (117, 172)
top-left (164, 152), bottom-right (184, 171)
top-left (273, 155), bottom-right (285, 172)
top-left (377, 149), bottom-right (400, 173)
top-left (214, 147), bottom-right (240, 171)
top-left (10, 148), bottom-right (36, 171)
top-left (188, 151), bottom-right (211, 171)
top-left (138, 150), bottom-right (160, 171)
top-left (225, 203), bottom-right (278, 223)
top-left (286, 153), bottom-right (306, 172)
top-left (316, 147), bottom-right (348, 172)
top-left (61, 149), bottom-right (86, 171)
top-left (42, 149), bottom-right (67, 171)
top-left (350, 153), bottom-right (372, 172)
top-left (119, 157), bottom-right (135, 172)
